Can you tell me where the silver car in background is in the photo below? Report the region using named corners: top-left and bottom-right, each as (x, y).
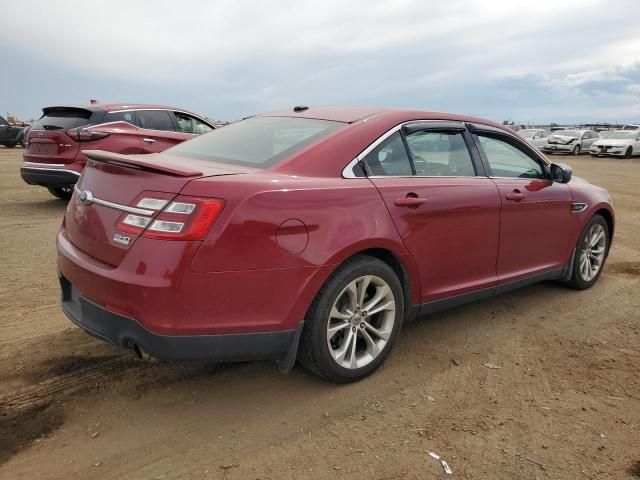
top-left (590, 130), bottom-right (640, 158)
top-left (517, 128), bottom-right (550, 149)
top-left (542, 129), bottom-right (599, 155)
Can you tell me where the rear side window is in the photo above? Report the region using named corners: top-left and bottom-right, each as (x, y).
top-left (136, 110), bottom-right (175, 131)
top-left (405, 130), bottom-right (475, 176)
top-left (362, 132), bottom-right (413, 176)
top-left (31, 108), bottom-right (97, 130)
top-left (105, 111), bottom-right (136, 125)
top-left (168, 116), bottom-right (344, 168)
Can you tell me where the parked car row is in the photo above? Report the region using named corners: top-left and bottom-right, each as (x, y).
top-left (517, 128), bottom-right (640, 158)
top-left (20, 103), bottom-right (216, 199)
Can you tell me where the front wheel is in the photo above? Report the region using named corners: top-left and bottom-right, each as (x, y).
top-left (47, 186), bottom-right (73, 200)
top-left (564, 214), bottom-right (609, 290)
top-left (572, 144), bottom-right (581, 155)
top-left (298, 256), bottom-right (404, 383)
top-left (624, 147), bottom-right (632, 159)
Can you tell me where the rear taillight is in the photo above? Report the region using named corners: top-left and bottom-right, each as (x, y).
top-left (115, 194), bottom-right (224, 241)
top-left (66, 127), bottom-right (110, 142)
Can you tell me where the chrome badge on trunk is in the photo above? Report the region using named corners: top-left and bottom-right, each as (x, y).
top-left (113, 233), bottom-right (131, 246)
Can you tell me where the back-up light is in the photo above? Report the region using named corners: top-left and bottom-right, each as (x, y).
top-left (115, 195), bottom-right (224, 241)
top-left (66, 127), bottom-right (110, 142)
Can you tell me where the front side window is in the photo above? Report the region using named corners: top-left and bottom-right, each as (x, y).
top-left (405, 130), bottom-right (475, 176)
top-left (136, 110), bottom-right (175, 131)
top-left (174, 112), bottom-right (213, 135)
top-left (362, 132), bottom-right (413, 176)
top-left (477, 134), bottom-right (544, 179)
top-left (168, 116), bottom-right (344, 168)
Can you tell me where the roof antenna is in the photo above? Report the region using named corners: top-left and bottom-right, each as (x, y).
top-left (293, 105), bottom-right (308, 112)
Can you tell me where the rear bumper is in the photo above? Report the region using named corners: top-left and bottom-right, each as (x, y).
top-left (60, 274), bottom-right (298, 362)
top-left (20, 163), bottom-right (81, 186)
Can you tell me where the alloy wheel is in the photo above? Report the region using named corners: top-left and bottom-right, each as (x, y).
top-left (579, 223), bottom-right (606, 282)
top-left (326, 275), bottom-right (396, 369)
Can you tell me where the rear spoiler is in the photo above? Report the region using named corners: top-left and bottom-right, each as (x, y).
top-left (82, 150), bottom-right (203, 177)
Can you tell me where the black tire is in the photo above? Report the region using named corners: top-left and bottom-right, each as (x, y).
top-left (18, 136), bottom-right (25, 148)
top-left (5, 142), bottom-right (17, 148)
top-left (624, 147), bottom-right (632, 159)
top-left (572, 144), bottom-right (581, 156)
top-left (298, 255), bottom-right (404, 383)
top-left (47, 186), bottom-right (73, 200)
top-left (564, 214), bottom-right (610, 290)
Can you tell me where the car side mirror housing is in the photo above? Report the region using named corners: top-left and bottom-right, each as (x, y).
top-left (550, 163), bottom-right (572, 183)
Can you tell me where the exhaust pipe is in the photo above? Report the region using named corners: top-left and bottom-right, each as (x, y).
top-left (133, 344), bottom-right (152, 361)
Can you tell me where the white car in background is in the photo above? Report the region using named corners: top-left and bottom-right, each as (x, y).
top-left (590, 130), bottom-right (640, 158)
top-left (542, 129), bottom-right (599, 155)
top-left (517, 128), bottom-right (550, 149)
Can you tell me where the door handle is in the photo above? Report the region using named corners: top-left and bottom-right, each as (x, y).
top-left (394, 196), bottom-right (427, 208)
top-left (142, 138), bottom-right (156, 143)
top-left (505, 190), bottom-right (526, 202)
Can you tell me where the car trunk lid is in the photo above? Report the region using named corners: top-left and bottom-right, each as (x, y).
top-left (24, 107), bottom-right (103, 163)
top-left (64, 150), bottom-right (250, 266)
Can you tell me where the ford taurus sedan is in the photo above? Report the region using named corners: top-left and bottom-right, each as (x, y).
top-left (57, 107), bottom-right (614, 382)
top-left (590, 130), bottom-right (640, 158)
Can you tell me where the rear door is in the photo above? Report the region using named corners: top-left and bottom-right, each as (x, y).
top-left (24, 107), bottom-right (102, 164)
top-left (135, 110), bottom-right (187, 153)
top-left (470, 125), bottom-right (573, 283)
top-left (366, 122), bottom-right (501, 303)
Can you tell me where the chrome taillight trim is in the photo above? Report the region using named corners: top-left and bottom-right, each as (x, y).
top-left (73, 185), bottom-right (155, 216)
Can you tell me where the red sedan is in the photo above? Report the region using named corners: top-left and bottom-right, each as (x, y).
top-left (21, 103), bottom-right (216, 199)
top-left (57, 106), bottom-right (614, 382)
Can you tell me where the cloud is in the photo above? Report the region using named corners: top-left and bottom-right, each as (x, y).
top-left (1, 0), bottom-right (640, 123)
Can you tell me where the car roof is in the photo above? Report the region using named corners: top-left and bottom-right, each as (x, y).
top-left (42, 103), bottom-right (203, 115)
top-left (259, 106), bottom-right (511, 131)
top-left (259, 106), bottom-right (393, 123)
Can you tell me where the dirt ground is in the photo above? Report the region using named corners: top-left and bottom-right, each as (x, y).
top-left (0, 146), bottom-right (638, 480)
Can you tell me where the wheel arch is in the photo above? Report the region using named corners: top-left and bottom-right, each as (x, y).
top-left (594, 207), bottom-right (614, 242)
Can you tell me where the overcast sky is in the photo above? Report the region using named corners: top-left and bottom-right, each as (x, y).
top-left (1, 0), bottom-right (640, 123)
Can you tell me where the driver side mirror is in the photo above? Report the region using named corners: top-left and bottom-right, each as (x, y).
top-left (550, 163), bottom-right (572, 183)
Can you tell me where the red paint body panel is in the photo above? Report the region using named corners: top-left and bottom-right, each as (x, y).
top-left (371, 177), bottom-right (501, 300)
top-left (491, 178), bottom-right (573, 282)
top-left (57, 107), bottom-right (614, 343)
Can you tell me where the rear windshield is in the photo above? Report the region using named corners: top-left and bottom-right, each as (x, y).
top-left (31, 108), bottom-right (99, 130)
top-left (167, 116), bottom-right (345, 168)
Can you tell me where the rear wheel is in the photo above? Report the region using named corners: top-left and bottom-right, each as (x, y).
top-left (572, 144), bottom-right (581, 155)
top-left (565, 214), bottom-right (609, 290)
top-left (624, 147), bottom-right (632, 159)
top-left (298, 256), bottom-right (404, 383)
top-left (47, 186), bottom-right (73, 200)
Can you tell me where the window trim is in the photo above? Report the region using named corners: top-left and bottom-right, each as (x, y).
top-left (470, 128), bottom-right (551, 180)
top-left (342, 120), bottom-right (486, 179)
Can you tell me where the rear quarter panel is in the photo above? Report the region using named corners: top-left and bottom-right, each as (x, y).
top-left (182, 174), bottom-right (420, 325)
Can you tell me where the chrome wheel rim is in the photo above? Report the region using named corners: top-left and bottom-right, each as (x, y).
top-left (326, 275), bottom-right (396, 370)
top-left (579, 224), bottom-right (606, 282)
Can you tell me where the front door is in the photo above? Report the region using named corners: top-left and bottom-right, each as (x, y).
top-left (364, 124), bottom-right (501, 303)
top-left (472, 129), bottom-right (573, 283)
